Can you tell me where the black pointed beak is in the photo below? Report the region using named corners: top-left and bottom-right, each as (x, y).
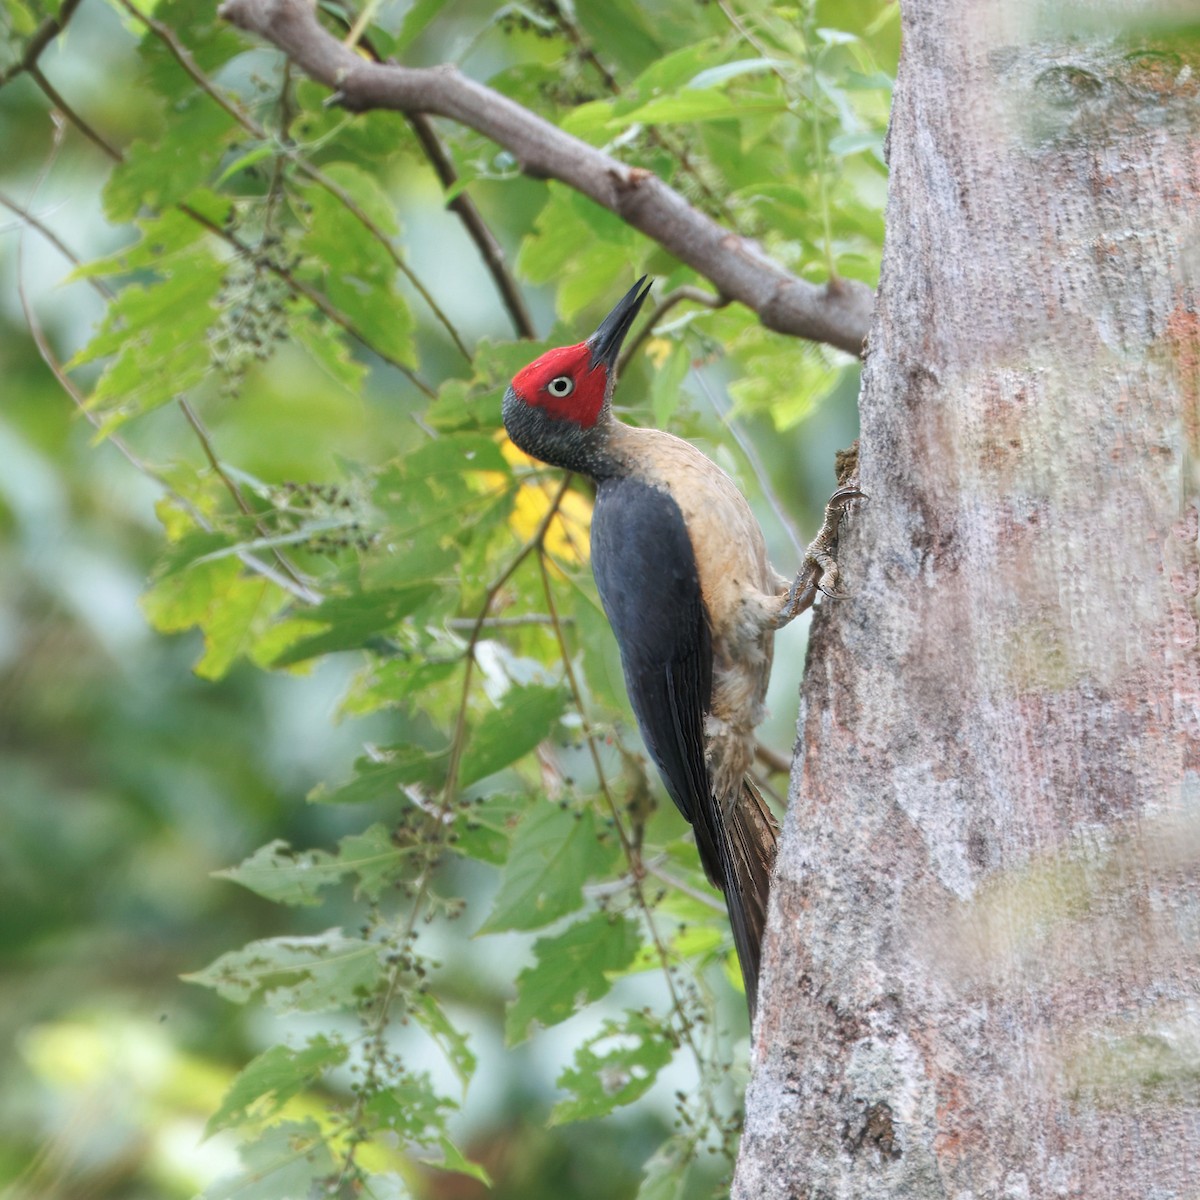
top-left (587, 276), bottom-right (651, 373)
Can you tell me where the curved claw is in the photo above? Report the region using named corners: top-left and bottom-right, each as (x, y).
top-left (772, 485), bottom-right (864, 628)
top-left (828, 485), bottom-right (867, 508)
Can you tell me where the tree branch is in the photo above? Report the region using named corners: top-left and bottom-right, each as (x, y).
top-left (218, 0), bottom-right (873, 356)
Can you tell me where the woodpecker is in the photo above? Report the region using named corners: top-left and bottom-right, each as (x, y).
top-left (503, 278), bottom-right (859, 1016)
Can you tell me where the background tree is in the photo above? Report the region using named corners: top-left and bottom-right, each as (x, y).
top-left (736, 3), bottom-right (1200, 1195)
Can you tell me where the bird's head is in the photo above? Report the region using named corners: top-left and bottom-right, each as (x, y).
top-left (503, 278), bottom-right (651, 473)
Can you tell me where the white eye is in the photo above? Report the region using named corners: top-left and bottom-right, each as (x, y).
top-left (546, 375), bottom-right (575, 398)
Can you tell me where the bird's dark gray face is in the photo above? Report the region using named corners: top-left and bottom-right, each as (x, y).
top-left (502, 383), bottom-right (619, 480)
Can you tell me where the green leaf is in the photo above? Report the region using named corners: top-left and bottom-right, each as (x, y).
top-left (366, 1072), bottom-right (454, 1140)
top-left (451, 792), bottom-right (527, 866)
top-left (686, 57), bottom-right (786, 89)
top-left (550, 1011), bottom-right (674, 1124)
top-left (635, 1137), bottom-right (692, 1200)
top-left (311, 744), bottom-right (449, 806)
top-left (412, 992), bottom-right (477, 1090)
top-left (618, 89), bottom-right (784, 126)
top-left (650, 339), bottom-right (692, 427)
top-left (72, 247), bottom-right (227, 432)
top-left (205, 1036), bottom-right (348, 1136)
top-left (290, 303), bottom-right (369, 394)
top-left (184, 929), bottom-right (384, 1012)
top-left (216, 826), bottom-right (410, 906)
top-left (70, 206), bottom-right (213, 279)
top-left (104, 99), bottom-right (236, 222)
top-left (296, 162), bottom-right (414, 365)
top-left (506, 913), bottom-right (642, 1044)
top-left (270, 586), bottom-right (437, 667)
top-left (216, 840), bottom-right (339, 907)
top-left (204, 1119), bottom-right (335, 1200)
top-left (417, 1136), bottom-right (492, 1186)
top-left (194, 575), bottom-right (283, 681)
top-left (336, 824), bottom-right (412, 901)
top-left (478, 804), bottom-right (621, 933)
top-left (394, 0), bottom-right (446, 51)
top-left (517, 188), bottom-right (640, 316)
top-left (459, 684), bottom-right (566, 788)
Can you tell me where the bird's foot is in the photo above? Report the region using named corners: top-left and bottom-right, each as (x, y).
top-left (772, 485), bottom-right (865, 628)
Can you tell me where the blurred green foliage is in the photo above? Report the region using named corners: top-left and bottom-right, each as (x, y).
top-left (0, 0), bottom-right (894, 1196)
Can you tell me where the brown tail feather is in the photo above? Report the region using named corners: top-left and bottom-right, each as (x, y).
top-left (718, 777), bottom-right (779, 1018)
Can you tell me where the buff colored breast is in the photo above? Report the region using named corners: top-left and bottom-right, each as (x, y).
top-left (607, 424), bottom-right (785, 797)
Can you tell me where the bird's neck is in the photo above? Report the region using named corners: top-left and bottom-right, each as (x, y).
top-left (503, 394), bottom-right (629, 481)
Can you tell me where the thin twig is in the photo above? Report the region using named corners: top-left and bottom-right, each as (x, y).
top-left (178, 399), bottom-right (313, 593)
top-left (320, 11), bottom-right (535, 343)
top-left (27, 66), bottom-right (123, 159)
top-left (0, 191), bottom-right (113, 299)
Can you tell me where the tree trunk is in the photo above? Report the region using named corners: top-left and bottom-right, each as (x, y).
top-left (735, 3), bottom-right (1200, 1197)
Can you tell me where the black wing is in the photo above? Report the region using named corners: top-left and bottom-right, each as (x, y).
top-left (591, 475), bottom-right (776, 1017)
top-left (590, 477), bottom-right (723, 881)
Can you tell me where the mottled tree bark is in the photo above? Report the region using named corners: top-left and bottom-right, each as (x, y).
top-left (736, 3), bottom-right (1200, 1197)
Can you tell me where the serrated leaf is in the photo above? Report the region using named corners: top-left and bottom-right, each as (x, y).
top-left (204, 1119), bottom-right (334, 1200)
top-left (459, 683), bottom-right (566, 788)
top-left (412, 992), bottom-right (476, 1090)
top-left (635, 1137), bottom-right (692, 1200)
top-left (270, 586), bottom-right (437, 667)
top-left (366, 1072), bottom-right (453, 1140)
top-left (417, 1136), bottom-right (491, 1186)
top-left (194, 574), bottom-right (283, 680)
top-left (72, 246), bottom-right (227, 432)
top-left (216, 840), bottom-right (339, 907)
top-left (104, 99), bottom-right (236, 222)
top-left (506, 913), bottom-right (641, 1044)
top-left (478, 804), bottom-right (621, 933)
top-left (216, 826), bottom-right (409, 907)
top-left (550, 1011), bottom-right (674, 1124)
top-left (184, 929), bottom-right (384, 1012)
top-left (451, 792), bottom-right (527, 866)
top-left (311, 744), bottom-right (449, 806)
top-left (70, 206), bottom-right (210, 280)
top-left (297, 162), bottom-right (414, 365)
top-left (205, 1036), bottom-right (348, 1136)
